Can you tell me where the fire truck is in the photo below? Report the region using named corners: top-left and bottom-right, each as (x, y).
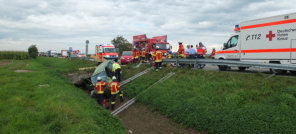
top-left (215, 12), bottom-right (296, 73)
top-left (133, 34), bottom-right (171, 61)
top-left (96, 44), bottom-right (118, 63)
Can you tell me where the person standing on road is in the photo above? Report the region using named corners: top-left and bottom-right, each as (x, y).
top-left (109, 76), bottom-right (123, 110)
top-left (112, 59), bottom-right (121, 82)
top-left (189, 45), bottom-right (196, 59)
top-left (141, 48), bottom-right (146, 63)
top-left (95, 77), bottom-right (107, 106)
top-left (133, 47), bottom-right (139, 64)
top-left (155, 46), bottom-right (163, 72)
top-left (178, 42), bottom-right (185, 58)
top-left (210, 48), bottom-right (216, 59)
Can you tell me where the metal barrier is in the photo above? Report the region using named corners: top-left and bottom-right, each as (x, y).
top-left (162, 58), bottom-right (296, 71)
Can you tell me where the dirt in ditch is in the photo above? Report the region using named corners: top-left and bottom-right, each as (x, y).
top-left (0, 61), bottom-right (12, 66)
top-left (69, 72), bottom-right (202, 134)
top-left (118, 103), bottom-right (202, 134)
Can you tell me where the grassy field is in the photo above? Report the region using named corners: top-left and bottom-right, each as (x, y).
top-left (0, 57), bottom-right (126, 133)
top-left (122, 68), bottom-right (296, 133)
top-left (0, 51), bottom-right (29, 60)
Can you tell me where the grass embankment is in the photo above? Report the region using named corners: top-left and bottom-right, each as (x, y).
top-left (123, 68), bottom-right (296, 133)
top-left (0, 57), bottom-right (126, 133)
top-left (120, 63), bottom-right (150, 81)
top-left (0, 51), bottom-right (29, 60)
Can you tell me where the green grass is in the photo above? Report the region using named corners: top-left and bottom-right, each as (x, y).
top-left (0, 57), bottom-right (126, 134)
top-left (120, 63), bottom-right (150, 81)
top-left (123, 68), bottom-right (296, 133)
top-left (0, 51), bottom-right (29, 60)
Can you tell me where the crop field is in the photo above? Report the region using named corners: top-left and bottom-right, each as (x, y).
top-left (122, 68), bottom-right (296, 133)
top-left (0, 57), bottom-right (126, 133)
top-left (0, 51), bottom-right (29, 60)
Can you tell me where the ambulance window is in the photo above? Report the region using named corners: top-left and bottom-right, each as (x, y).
top-left (226, 35), bottom-right (238, 48)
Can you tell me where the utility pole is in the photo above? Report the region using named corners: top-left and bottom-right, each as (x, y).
top-left (85, 40), bottom-right (89, 56)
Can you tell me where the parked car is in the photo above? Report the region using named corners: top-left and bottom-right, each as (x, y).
top-left (120, 51), bottom-right (133, 64)
top-left (77, 53), bottom-right (86, 58)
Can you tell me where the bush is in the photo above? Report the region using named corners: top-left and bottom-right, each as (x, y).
top-left (28, 45), bottom-right (38, 59)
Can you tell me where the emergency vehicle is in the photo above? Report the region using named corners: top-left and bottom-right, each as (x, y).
top-left (132, 34), bottom-right (171, 61)
top-left (215, 13), bottom-right (296, 73)
top-left (96, 44), bottom-right (118, 63)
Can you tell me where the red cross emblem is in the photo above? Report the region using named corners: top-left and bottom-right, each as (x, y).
top-left (266, 31), bottom-right (275, 41)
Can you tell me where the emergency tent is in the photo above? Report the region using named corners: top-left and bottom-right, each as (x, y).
top-left (91, 60), bottom-right (115, 86)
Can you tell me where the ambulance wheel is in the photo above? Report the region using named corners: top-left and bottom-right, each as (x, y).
top-left (218, 65), bottom-right (228, 71)
top-left (270, 69), bottom-right (287, 74)
top-left (290, 71), bottom-right (296, 75)
top-left (238, 67), bottom-right (247, 71)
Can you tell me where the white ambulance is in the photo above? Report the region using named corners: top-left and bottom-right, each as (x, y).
top-left (215, 12), bottom-right (296, 73)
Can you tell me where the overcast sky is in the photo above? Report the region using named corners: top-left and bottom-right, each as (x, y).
top-left (0, 0), bottom-right (295, 53)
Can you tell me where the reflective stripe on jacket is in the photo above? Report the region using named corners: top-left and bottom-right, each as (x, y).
top-left (141, 51), bottom-right (146, 57)
top-left (95, 81), bottom-right (107, 94)
top-left (109, 82), bottom-right (120, 94)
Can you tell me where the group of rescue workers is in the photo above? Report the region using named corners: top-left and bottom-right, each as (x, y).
top-left (94, 59), bottom-right (123, 110)
top-left (94, 42), bottom-right (216, 110)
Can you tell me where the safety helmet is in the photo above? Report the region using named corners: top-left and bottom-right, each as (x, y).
top-left (178, 42), bottom-right (183, 44)
top-left (156, 46), bottom-right (159, 49)
top-left (97, 77), bottom-right (101, 81)
top-left (112, 76), bottom-right (116, 80)
top-left (142, 48), bottom-right (145, 50)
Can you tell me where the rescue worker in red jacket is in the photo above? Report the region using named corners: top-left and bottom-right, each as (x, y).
top-left (155, 46), bottom-right (163, 72)
top-left (133, 48), bottom-right (139, 64)
top-left (178, 42), bottom-right (185, 58)
top-left (141, 48), bottom-right (146, 62)
top-left (109, 76), bottom-right (123, 110)
top-left (210, 48), bottom-right (216, 59)
top-left (95, 77), bottom-right (107, 106)
top-left (197, 45), bottom-right (203, 58)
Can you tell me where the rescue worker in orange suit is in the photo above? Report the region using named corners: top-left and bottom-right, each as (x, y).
top-left (155, 46), bottom-right (163, 72)
top-left (133, 48), bottom-right (139, 64)
top-left (98, 53), bottom-right (103, 64)
top-left (197, 45), bottom-right (203, 58)
top-left (112, 59), bottom-right (121, 82)
top-left (109, 76), bottom-right (123, 110)
top-left (178, 42), bottom-right (185, 58)
top-left (210, 48), bottom-right (216, 59)
top-left (95, 77), bottom-right (107, 106)
top-left (141, 48), bottom-right (146, 62)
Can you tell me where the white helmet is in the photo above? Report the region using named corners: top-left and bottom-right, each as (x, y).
top-left (156, 46), bottom-right (159, 49)
top-left (97, 77), bottom-right (101, 81)
top-left (112, 76), bottom-right (116, 80)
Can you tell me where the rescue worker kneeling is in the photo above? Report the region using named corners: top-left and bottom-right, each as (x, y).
top-left (95, 77), bottom-right (107, 106)
top-left (112, 59), bottom-right (121, 82)
top-left (109, 76), bottom-right (123, 110)
top-left (155, 46), bottom-right (163, 72)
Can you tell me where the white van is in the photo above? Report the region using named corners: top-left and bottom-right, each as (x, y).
top-left (215, 13), bottom-right (296, 73)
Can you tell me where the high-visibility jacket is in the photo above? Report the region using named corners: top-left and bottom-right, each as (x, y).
top-left (178, 45), bottom-right (185, 57)
top-left (202, 49), bottom-right (207, 57)
top-left (133, 50), bottom-right (139, 59)
top-left (152, 51), bottom-right (156, 60)
top-left (141, 50), bottom-right (146, 57)
top-left (112, 63), bottom-right (121, 72)
top-left (155, 50), bottom-right (163, 62)
top-left (210, 49), bottom-right (216, 58)
top-left (109, 81), bottom-right (120, 95)
top-left (95, 81), bottom-right (107, 94)
top-left (197, 48), bottom-right (203, 54)
top-left (98, 53), bottom-right (103, 61)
